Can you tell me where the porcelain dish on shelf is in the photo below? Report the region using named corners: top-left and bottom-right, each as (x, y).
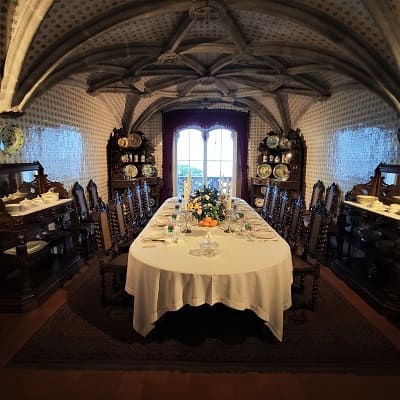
top-left (123, 164), bottom-right (138, 179)
top-left (266, 134), bottom-right (280, 149)
top-left (273, 164), bottom-right (289, 180)
top-left (142, 164), bottom-right (155, 177)
top-left (256, 163), bottom-right (272, 179)
top-left (254, 197), bottom-right (264, 207)
top-left (117, 137), bottom-right (128, 148)
top-left (127, 133), bottom-right (143, 148)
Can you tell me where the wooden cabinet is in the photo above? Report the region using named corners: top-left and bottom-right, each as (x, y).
top-left (0, 162), bottom-right (81, 312)
top-left (249, 129), bottom-right (306, 210)
top-left (107, 128), bottom-right (162, 209)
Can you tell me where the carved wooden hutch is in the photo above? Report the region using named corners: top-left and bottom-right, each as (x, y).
top-left (329, 163), bottom-right (400, 318)
top-left (250, 129), bottom-right (306, 211)
top-left (0, 162), bottom-right (81, 312)
top-left (107, 128), bottom-right (162, 209)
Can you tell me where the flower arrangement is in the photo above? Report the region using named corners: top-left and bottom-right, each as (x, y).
top-left (189, 186), bottom-right (226, 223)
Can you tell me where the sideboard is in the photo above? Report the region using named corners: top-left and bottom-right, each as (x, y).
top-left (0, 162), bottom-right (81, 312)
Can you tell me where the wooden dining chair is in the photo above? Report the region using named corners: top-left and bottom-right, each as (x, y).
top-left (142, 180), bottom-right (154, 219)
top-left (274, 190), bottom-right (290, 238)
top-left (87, 179), bottom-right (99, 210)
top-left (260, 182), bottom-right (273, 220)
top-left (291, 199), bottom-right (330, 311)
top-left (286, 192), bottom-right (306, 254)
top-left (267, 183), bottom-right (280, 227)
top-left (71, 181), bottom-right (96, 259)
top-left (109, 191), bottom-right (133, 251)
top-left (92, 206), bottom-right (129, 305)
top-left (135, 184), bottom-right (148, 227)
top-left (122, 187), bottom-right (143, 238)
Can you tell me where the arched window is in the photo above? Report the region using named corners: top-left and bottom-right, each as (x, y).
top-left (174, 127), bottom-right (237, 196)
top-left (161, 109), bottom-right (249, 202)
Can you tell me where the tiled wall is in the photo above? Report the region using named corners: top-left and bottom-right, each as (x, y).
top-left (2, 84), bottom-right (399, 209)
top-left (0, 85), bottom-right (118, 200)
top-left (297, 89), bottom-right (400, 204)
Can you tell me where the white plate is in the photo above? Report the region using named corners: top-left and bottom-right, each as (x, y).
top-left (143, 231), bottom-right (164, 240)
top-left (253, 231), bottom-right (276, 239)
top-left (4, 240), bottom-right (47, 255)
top-left (246, 218), bottom-right (264, 225)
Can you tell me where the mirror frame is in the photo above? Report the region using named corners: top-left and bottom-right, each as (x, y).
top-left (0, 161), bottom-right (42, 197)
top-left (375, 162), bottom-right (400, 203)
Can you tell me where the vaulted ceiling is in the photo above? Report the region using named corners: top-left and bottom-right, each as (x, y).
top-left (1, 0), bottom-right (400, 132)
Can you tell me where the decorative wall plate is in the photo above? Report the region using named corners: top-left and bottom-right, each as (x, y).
top-left (254, 197), bottom-right (264, 207)
top-left (142, 164), bottom-right (155, 177)
top-left (123, 164), bottom-right (138, 179)
top-left (128, 133), bottom-right (142, 148)
top-left (273, 164), bottom-right (290, 181)
top-left (0, 125), bottom-right (24, 155)
top-left (256, 163), bottom-right (272, 179)
top-left (266, 134), bottom-right (279, 149)
top-left (118, 137), bottom-right (128, 148)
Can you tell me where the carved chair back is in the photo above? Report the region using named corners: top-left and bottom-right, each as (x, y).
top-left (275, 190), bottom-right (290, 237)
top-left (87, 179), bottom-right (99, 210)
top-left (142, 180), bottom-right (154, 218)
top-left (135, 184), bottom-right (148, 227)
top-left (261, 182), bottom-right (273, 220)
top-left (72, 181), bottom-right (90, 222)
top-left (324, 182), bottom-right (339, 216)
top-left (267, 183), bottom-right (280, 226)
top-left (309, 180), bottom-right (325, 210)
top-left (286, 192), bottom-right (306, 252)
top-left (292, 200), bottom-right (330, 311)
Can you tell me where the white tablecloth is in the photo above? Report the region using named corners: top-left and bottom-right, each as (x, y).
top-left (125, 198), bottom-right (293, 341)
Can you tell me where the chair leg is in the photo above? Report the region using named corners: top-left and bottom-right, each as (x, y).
top-left (310, 275), bottom-right (320, 311)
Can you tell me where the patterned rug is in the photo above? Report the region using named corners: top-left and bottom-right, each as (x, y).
top-left (7, 266), bottom-right (400, 373)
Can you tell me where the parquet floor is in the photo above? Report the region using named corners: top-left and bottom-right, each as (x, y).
top-left (0, 258), bottom-right (399, 400)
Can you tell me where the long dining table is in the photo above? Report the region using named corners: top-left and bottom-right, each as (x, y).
top-left (125, 197), bottom-right (293, 342)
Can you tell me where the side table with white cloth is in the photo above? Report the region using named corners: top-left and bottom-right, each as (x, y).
top-left (125, 198), bottom-right (293, 341)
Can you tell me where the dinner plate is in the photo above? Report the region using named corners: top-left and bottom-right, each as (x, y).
top-left (273, 164), bottom-right (289, 181)
top-left (143, 231), bottom-right (164, 240)
top-left (246, 218), bottom-right (264, 225)
top-left (256, 163), bottom-right (272, 179)
top-left (123, 164), bottom-right (138, 179)
top-left (253, 231), bottom-right (276, 239)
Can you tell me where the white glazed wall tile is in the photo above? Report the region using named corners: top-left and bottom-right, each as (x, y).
top-left (297, 89), bottom-right (400, 205)
top-left (0, 85), bottom-right (117, 200)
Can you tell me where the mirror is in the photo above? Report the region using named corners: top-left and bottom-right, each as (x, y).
top-left (375, 163), bottom-right (400, 203)
top-left (0, 162), bottom-right (42, 199)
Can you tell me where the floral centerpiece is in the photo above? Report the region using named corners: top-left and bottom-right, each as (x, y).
top-left (189, 186), bottom-right (226, 226)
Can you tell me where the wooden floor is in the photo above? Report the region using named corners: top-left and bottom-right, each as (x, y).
top-left (0, 258), bottom-right (399, 400)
